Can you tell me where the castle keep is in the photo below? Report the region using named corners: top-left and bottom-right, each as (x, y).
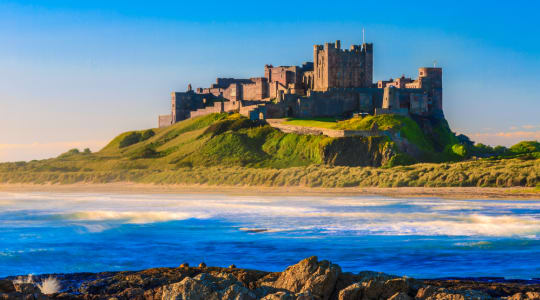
top-left (158, 40), bottom-right (443, 127)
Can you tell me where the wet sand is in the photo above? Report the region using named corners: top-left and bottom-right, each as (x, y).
top-left (0, 183), bottom-right (539, 199)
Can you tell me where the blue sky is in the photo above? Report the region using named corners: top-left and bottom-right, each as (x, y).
top-left (1, 0), bottom-right (540, 161)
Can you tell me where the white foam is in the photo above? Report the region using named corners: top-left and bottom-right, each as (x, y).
top-left (63, 210), bottom-right (208, 224)
top-left (1, 192), bottom-right (539, 237)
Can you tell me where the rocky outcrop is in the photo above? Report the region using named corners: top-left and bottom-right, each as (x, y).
top-left (261, 256), bottom-right (341, 300)
top-left (321, 136), bottom-right (395, 167)
top-left (1, 257), bottom-right (539, 300)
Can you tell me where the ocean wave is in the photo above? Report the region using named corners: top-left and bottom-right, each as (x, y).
top-left (336, 214), bottom-right (540, 237)
top-left (454, 241), bottom-right (492, 247)
top-left (61, 210), bottom-right (210, 224)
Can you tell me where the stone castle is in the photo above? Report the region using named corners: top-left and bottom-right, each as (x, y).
top-left (158, 40), bottom-right (443, 127)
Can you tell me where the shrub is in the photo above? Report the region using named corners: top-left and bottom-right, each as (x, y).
top-left (451, 144), bottom-right (468, 157)
top-left (119, 132), bottom-right (142, 148)
top-left (141, 129), bottom-right (155, 140)
top-left (510, 141), bottom-right (540, 154)
top-left (385, 153), bottom-right (416, 167)
top-left (130, 145), bottom-right (160, 159)
top-left (57, 148), bottom-right (81, 158)
top-left (83, 148), bottom-right (91, 154)
top-left (66, 148), bottom-right (80, 155)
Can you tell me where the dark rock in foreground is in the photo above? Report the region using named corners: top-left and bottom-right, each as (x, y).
top-left (1, 256), bottom-right (539, 299)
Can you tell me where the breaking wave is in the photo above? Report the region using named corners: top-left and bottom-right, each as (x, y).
top-left (1, 192), bottom-right (539, 237)
top-left (61, 210), bottom-right (209, 224)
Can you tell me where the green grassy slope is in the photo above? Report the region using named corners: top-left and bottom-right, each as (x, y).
top-left (1, 113), bottom-right (538, 187)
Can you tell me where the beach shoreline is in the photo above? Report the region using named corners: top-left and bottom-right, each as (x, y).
top-left (0, 182), bottom-right (538, 199)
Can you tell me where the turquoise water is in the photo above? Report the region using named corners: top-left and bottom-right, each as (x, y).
top-left (0, 192), bottom-right (539, 279)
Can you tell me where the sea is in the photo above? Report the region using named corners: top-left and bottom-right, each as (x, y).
top-left (0, 192), bottom-right (539, 279)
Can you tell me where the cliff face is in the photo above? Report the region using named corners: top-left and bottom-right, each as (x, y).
top-left (2, 256), bottom-right (538, 299)
top-left (321, 137), bottom-right (395, 167)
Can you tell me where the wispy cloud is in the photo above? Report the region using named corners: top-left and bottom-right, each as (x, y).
top-left (0, 140), bottom-right (108, 162)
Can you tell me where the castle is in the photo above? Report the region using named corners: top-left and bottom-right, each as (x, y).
top-left (158, 40), bottom-right (443, 127)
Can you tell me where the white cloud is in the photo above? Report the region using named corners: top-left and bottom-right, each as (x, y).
top-left (0, 140), bottom-right (108, 162)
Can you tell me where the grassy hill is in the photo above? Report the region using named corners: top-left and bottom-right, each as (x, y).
top-left (0, 113), bottom-right (538, 187)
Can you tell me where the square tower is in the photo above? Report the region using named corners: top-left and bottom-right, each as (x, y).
top-left (313, 40), bottom-right (373, 91)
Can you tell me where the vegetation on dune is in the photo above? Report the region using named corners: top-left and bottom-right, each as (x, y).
top-left (1, 158), bottom-right (538, 188)
top-left (0, 113), bottom-right (538, 187)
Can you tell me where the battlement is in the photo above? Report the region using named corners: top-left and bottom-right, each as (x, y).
top-left (419, 67), bottom-right (442, 78)
top-left (314, 40), bottom-right (373, 54)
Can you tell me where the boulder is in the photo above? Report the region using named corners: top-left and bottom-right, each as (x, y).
top-left (338, 276), bottom-right (412, 300)
top-left (507, 292), bottom-right (540, 300)
top-left (525, 292), bottom-right (540, 300)
top-left (160, 277), bottom-right (219, 300)
top-left (261, 291), bottom-right (296, 300)
top-left (222, 284), bottom-right (257, 300)
top-left (14, 283), bottom-right (41, 294)
top-left (261, 291), bottom-right (316, 300)
top-left (338, 283), bottom-right (363, 300)
top-left (388, 292), bottom-right (412, 300)
top-left (265, 256), bottom-right (341, 300)
top-left (416, 285), bottom-right (493, 300)
top-left (380, 278), bottom-right (411, 299)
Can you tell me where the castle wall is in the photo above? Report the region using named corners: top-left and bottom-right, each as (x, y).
top-left (190, 101), bottom-right (225, 118)
top-left (241, 78), bottom-right (268, 100)
top-left (158, 114), bottom-right (173, 128)
top-left (266, 88), bottom-right (384, 119)
top-left (171, 91), bottom-right (213, 122)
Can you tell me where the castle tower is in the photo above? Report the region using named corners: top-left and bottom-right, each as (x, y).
top-left (417, 67), bottom-right (443, 116)
top-left (313, 40), bottom-right (373, 91)
top-left (382, 86), bottom-right (399, 110)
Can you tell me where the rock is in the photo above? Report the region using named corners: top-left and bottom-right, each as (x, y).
top-left (193, 272), bottom-right (240, 293)
top-left (261, 291), bottom-right (296, 300)
top-left (179, 263), bottom-right (189, 268)
top-left (261, 291), bottom-right (315, 300)
top-left (160, 277), bottom-right (219, 300)
top-left (340, 277), bottom-right (412, 300)
top-left (14, 283), bottom-right (41, 294)
top-left (118, 287), bottom-right (144, 299)
top-left (222, 284), bottom-right (257, 300)
top-left (525, 292), bottom-right (540, 300)
top-left (507, 292), bottom-right (540, 300)
top-left (229, 264), bottom-right (237, 269)
top-left (416, 285), bottom-right (493, 300)
top-left (338, 283), bottom-right (363, 300)
top-left (507, 293), bottom-right (524, 300)
top-left (0, 280), bottom-right (15, 293)
top-left (357, 271), bottom-right (397, 282)
top-left (380, 278), bottom-right (411, 299)
top-left (362, 279), bottom-right (385, 300)
top-left (388, 291), bottom-right (412, 300)
top-left (265, 256), bottom-right (341, 300)
top-left (199, 262), bottom-right (207, 268)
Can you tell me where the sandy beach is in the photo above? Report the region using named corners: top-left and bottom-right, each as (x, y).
top-left (0, 182), bottom-right (538, 199)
